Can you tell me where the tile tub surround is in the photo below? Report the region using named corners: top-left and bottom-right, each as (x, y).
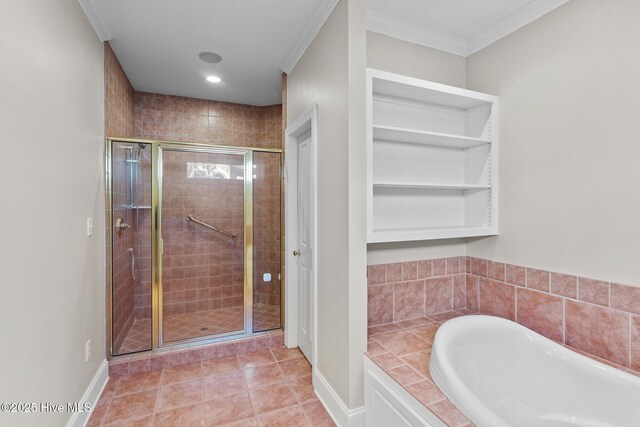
top-left (366, 310), bottom-right (640, 427)
top-left (367, 310), bottom-right (476, 427)
top-left (367, 257), bottom-right (467, 327)
top-left (92, 344), bottom-right (335, 426)
top-left (368, 257), bottom-right (640, 371)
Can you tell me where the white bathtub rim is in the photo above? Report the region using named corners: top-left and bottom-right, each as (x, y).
top-left (429, 315), bottom-right (640, 427)
top-left (430, 315), bottom-right (511, 427)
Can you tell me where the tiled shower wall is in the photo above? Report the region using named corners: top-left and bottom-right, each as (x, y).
top-left (110, 144), bottom-right (136, 352)
top-left (253, 152), bottom-right (282, 307)
top-left (130, 92), bottom-right (284, 315)
top-left (105, 44), bottom-right (285, 353)
top-left (105, 43), bottom-right (134, 137)
top-left (162, 152), bottom-right (245, 314)
top-left (132, 92), bottom-right (282, 149)
top-left (368, 257), bottom-right (640, 371)
top-left (105, 43), bottom-right (135, 352)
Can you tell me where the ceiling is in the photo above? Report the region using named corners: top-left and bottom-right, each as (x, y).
top-left (366, 0), bottom-right (571, 56)
top-left (81, 0), bottom-right (569, 106)
top-left (93, 0), bottom-right (334, 106)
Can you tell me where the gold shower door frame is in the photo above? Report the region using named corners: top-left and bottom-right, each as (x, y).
top-left (107, 137), bottom-right (282, 358)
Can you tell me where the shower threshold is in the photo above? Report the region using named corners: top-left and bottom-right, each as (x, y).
top-left (118, 304), bottom-right (281, 354)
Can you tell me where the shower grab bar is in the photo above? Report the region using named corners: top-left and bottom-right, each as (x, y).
top-left (187, 215), bottom-right (238, 240)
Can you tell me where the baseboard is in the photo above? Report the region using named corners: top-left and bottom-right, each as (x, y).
top-left (66, 359), bottom-right (109, 427)
top-left (313, 369), bottom-right (366, 427)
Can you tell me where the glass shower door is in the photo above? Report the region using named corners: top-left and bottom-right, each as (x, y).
top-left (110, 141), bottom-right (152, 356)
top-left (159, 148), bottom-right (246, 344)
top-left (252, 151), bottom-right (282, 332)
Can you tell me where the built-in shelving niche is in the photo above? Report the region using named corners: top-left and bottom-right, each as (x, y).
top-left (366, 69), bottom-right (499, 243)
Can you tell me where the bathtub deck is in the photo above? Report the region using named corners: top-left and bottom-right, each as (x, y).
top-left (365, 309), bottom-right (640, 427)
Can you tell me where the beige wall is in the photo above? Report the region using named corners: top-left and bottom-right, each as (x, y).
top-left (287, 0), bottom-right (368, 411)
top-left (466, 0), bottom-right (640, 286)
top-left (347, 0), bottom-right (368, 408)
top-left (287, 0), bottom-right (350, 406)
top-left (0, 0), bottom-right (106, 426)
top-left (367, 31), bottom-right (466, 86)
top-left (366, 31), bottom-right (468, 265)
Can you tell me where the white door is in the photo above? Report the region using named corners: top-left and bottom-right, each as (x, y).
top-left (296, 130), bottom-right (313, 363)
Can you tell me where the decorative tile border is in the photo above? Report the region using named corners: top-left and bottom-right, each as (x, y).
top-left (368, 257), bottom-right (640, 370)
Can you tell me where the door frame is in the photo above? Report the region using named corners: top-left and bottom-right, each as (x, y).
top-left (284, 104), bottom-right (318, 366)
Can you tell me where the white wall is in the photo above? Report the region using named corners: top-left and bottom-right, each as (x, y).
top-left (365, 31), bottom-right (469, 265)
top-left (0, 0), bottom-right (106, 425)
top-left (466, 0), bottom-right (640, 286)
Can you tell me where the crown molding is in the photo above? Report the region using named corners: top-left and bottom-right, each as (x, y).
top-left (367, 0), bottom-right (571, 58)
top-left (466, 0), bottom-right (571, 56)
top-left (281, 0), bottom-right (340, 74)
top-left (77, 0), bottom-right (113, 42)
top-left (366, 10), bottom-right (467, 57)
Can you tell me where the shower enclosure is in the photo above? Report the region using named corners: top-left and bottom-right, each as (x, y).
top-left (107, 138), bottom-right (282, 357)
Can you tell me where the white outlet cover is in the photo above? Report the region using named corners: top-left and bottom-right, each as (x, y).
top-left (86, 218), bottom-right (93, 237)
top-left (263, 273), bottom-right (271, 282)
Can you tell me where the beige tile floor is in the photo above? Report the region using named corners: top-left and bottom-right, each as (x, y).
top-left (89, 347), bottom-right (335, 426)
top-left (119, 305), bottom-right (281, 354)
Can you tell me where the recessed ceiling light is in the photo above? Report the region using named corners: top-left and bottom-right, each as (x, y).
top-left (206, 75), bottom-right (222, 83)
top-left (199, 52), bottom-right (222, 63)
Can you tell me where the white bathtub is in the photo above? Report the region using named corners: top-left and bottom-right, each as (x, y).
top-left (429, 315), bottom-right (640, 427)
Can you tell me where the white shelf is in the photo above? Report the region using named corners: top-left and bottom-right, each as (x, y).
top-left (373, 182), bottom-right (490, 190)
top-left (366, 68), bottom-right (499, 243)
top-left (373, 125), bottom-right (490, 149)
top-left (372, 70), bottom-right (495, 109)
top-left (369, 226), bottom-right (498, 244)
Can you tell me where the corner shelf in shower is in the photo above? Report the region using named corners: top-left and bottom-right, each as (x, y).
top-left (366, 68), bottom-right (499, 243)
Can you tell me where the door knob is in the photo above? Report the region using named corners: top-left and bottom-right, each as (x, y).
top-left (293, 250), bottom-right (301, 256)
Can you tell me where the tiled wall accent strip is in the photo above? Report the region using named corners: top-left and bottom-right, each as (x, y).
top-left (368, 257), bottom-right (640, 370)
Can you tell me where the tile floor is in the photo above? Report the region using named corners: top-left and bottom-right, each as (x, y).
top-left (119, 304), bottom-right (281, 354)
top-left (90, 347), bottom-right (335, 426)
